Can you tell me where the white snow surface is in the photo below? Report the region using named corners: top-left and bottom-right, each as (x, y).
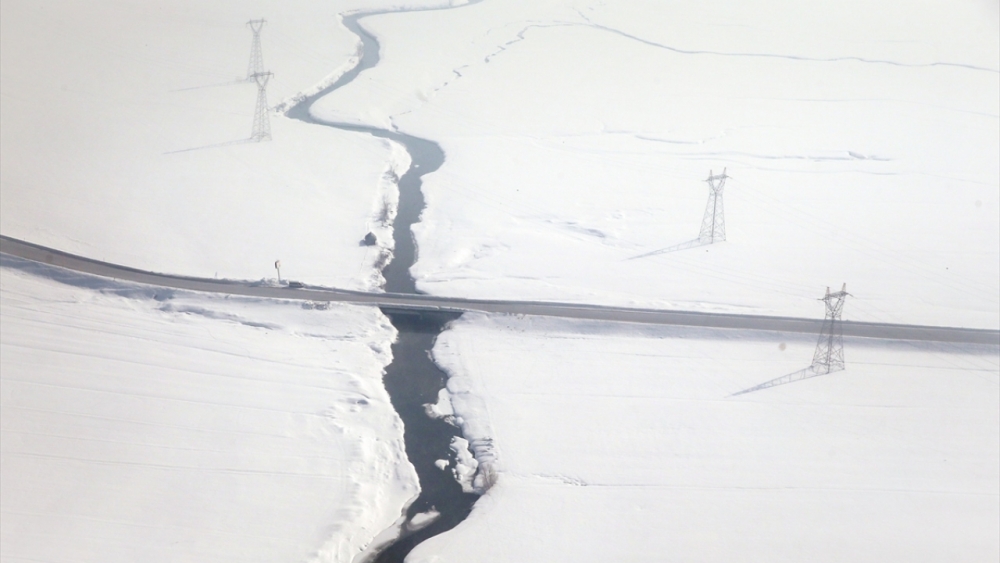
top-left (413, 313), bottom-right (1000, 562)
top-left (423, 387), bottom-right (456, 420)
top-left (448, 436), bottom-right (479, 494)
top-left (311, 0), bottom-right (1000, 328)
top-left (3, 1), bottom-right (999, 561)
top-left (0, 261), bottom-right (418, 563)
top-left (0, 0), bottom-right (411, 290)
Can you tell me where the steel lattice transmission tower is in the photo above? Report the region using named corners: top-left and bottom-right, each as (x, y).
top-left (699, 169), bottom-right (728, 244)
top-left (250, 71), bottom-right (273, 142)
top-left (246, 19), bottom-right (266, 81)
top-left (811, 283), bottom-right (849, 374)
top-left (731, 283), bottom-right (850, 396)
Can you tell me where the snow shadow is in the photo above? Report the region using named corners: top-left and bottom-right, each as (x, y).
top-left (1, 254), bottom-right (293, 332)
top-left (163, 138), bottom-right (254, 155)
top-left (1, 253), bottom-right (176, 301)
top-left (485, 312), bottom-right (817, 345)
top-left (157, 303), bottom-right (280, 329)
top-left (731, 364), bottom-right (842, 396)
top-left (626, 238), bottom-right (709, 260)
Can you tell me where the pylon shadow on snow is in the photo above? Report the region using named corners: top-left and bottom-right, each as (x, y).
top-left (626, 169), bottom-right (729, 261)
top-left (731, 284), bottom-right (850, 396)
top-left (625, 238), bottom-right (709, 260)
top-left (166, 21), bottom-right (273, 153)
top-left (731, 363), bottom-right (844, 396)
top-left (162, 138), bottom-right (254, 155)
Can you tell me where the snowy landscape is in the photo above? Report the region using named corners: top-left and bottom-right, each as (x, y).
top-left (2, 0), bottom-right (998, 562)
top-left (416, 314), bottom-right (998, 562)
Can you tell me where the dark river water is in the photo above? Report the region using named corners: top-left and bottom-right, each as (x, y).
top-left (285, 6), bottom-right (483, 561)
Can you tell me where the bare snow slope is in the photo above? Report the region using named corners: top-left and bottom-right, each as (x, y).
top-left (411, 313), bottom-right (1000, 563)
top-left (0, 0), bottom-right (406, 290)
top-left (311, 0), bottom-right (1000, 328)
top-left (0, 260), bottom-right (417, 563)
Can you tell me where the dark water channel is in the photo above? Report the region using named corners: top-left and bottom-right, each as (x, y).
top-left (375, 308), bottom-right (478, 561)
top-left (285, 7), bottom-right (482, 562)
top-left (285, 11), bottom-right (450, 295)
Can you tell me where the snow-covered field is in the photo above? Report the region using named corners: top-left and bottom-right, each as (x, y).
top-left (413, 313), bottom-right (1000, 562)
top-left (0, 0), bottom-right (412, 290)
top-left (2, 0), bottom-right (998, 561)
top-left (312, 0), bottom-right (1000, 328)
top-left (0, 258), bottom-right (417, 562)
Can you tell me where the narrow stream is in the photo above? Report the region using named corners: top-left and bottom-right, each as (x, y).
top-left (285, 6), bottom-right (482, 561)
top-left (285, 10), bottom-right (452, 294)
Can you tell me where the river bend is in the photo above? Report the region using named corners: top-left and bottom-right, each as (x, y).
top-left (285, 5), bottom-right (485, 561)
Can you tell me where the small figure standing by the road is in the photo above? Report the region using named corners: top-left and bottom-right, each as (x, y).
top-left (274, 260), bottom-right (282, 284)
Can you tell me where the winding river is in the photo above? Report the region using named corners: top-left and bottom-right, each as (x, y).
top-left (285, 5), bottom-right (483, 561)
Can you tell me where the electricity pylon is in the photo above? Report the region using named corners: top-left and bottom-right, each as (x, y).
top-left (250, 71), bottom-right (273, 142)
top-left (732, 284), bottom-right (849, 396)
top-left (811, 283), bottom-right (849, 374)
top-left (699, 169), bottom-right (728, 244)
top-left (627, 169), bottom-right (731, 260)
top-left (246, 19), bottom-right (266, 81)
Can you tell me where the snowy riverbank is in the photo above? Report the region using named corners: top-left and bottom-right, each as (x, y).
top-left (311, 0), bottom-right (999, 329)
top-left (0, 0), bottom-right (409, 290)
top-left (0, 259), bottom-right (418, 562)
top-left (414, 313), bottom-right (1000, 562)
top-left (3, 0), bottom-right (998, 560)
